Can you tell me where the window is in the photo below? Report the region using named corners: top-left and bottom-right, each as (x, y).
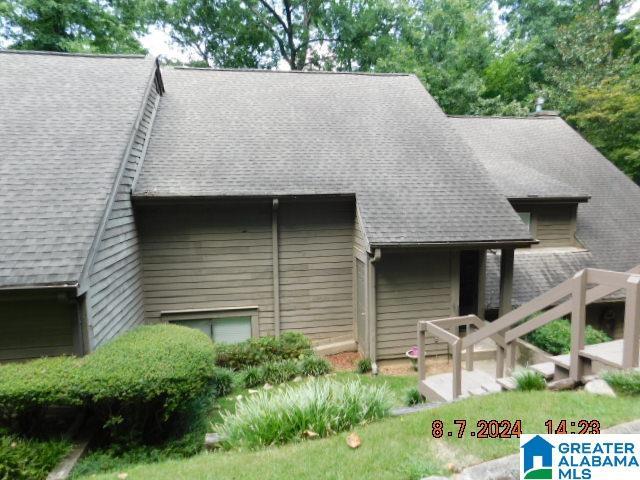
top-left (518, 211), bottom-right (532, 232)
top-left (164, 308), bottom-right (258, 344)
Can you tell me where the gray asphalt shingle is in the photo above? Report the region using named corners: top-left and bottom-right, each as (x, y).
top-left (452, 115), bottom-right (640, 307)
top-left (0, 51), bottom-right (155, 288)
top-left (134, 68), bottom-right (532, 246)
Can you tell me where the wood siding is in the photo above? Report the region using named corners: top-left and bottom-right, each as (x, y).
top-left (376, 251), bottom-right (454, 359)
top-left (513, 203), bottom-right (578, 248)
top-left (353, 209), bottom-right (370, 254)
top-left (86, 82), bottom-right (160, 348)
top-left (278, 200), bottom-right (354, 340)
top-left (137, 199), bottom-right (355, 341)
top-left (0, 294), bottom-right (75, 360)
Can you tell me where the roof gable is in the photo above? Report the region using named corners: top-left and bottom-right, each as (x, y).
top-left (0, 51), bottom-right (158, 289)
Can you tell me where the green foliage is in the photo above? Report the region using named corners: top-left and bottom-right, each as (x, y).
top-left (603, 370), bottom-right (640, 396)
top-left (260, 359), bottom-right (301, 385)
top-left (239, 366), bottom-right (265, 389)
top-left (514, 370), bottom-right (546, 391)
top-left (357, 357), bottom-right (373, 374)
top-left (213, 332), bottom-right (312, 371)
top-left (0, 325), bottom-right (217, 443)
top-left (211, 368), bottom-right (236, 398)
top-left (526, 319), bottom-right (611, 355)
top-left (298, 355), bottom-right (332, 377)
top-left (403, 387), bottom-right (424, 406)
top-left (218, 379), bottom-right (393, 449)
top-left (0, 434), bottom-right (71, 480)
top-left (1, 0), bottom-right (148, 53)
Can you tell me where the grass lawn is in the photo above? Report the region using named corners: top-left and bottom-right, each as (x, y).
top-left (78, 390), bottom-right (640, 480)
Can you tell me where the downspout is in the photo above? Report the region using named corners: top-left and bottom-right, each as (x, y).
top-left (272, 198), bottom-right (281, 336)
top-left (369, 248), bottom-right (382, 374)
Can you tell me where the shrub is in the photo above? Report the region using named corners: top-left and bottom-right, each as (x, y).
top-left (261, 360), bottom-right (300, 385)
top-left (239, 366), bottom-right (265, 389)
top-left (219, 379), bottom-right (393, 449)
top-left (0, 434), bottom-right (71, 480)
top-left (603, 370), bottom-right (640, 396)
top-left (526, 319), bottom-right (611, 355)
top-left (213, 332), bottom-right (312, 370)
top-left (299, 355), bottom-right (332, 377)
top-left (0, 325), bottom-right (217, 443)
top-left (404, 387), bottom-right (424, 406)
top-left (514, 369), bottom-right (547, 391)
top-left (211, 368), bottom-right (236, 398)
top-left (356, 358), bottom-right (372, 374)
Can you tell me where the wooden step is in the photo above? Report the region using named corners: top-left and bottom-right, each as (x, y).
top-left (420, 370), bottom-right (502, 403)
top-left (496, 376), bottom-right (517, 391)
top-left (529, 362), bottom-right (555, 380)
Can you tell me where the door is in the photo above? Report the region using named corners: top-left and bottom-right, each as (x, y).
top-left (355, 258), bottom-right (368, 356)
top-left (459, 251), bottom-right (480, 316)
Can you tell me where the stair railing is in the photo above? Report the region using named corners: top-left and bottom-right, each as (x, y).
top-left (417, 264), bottom-right (640, 401)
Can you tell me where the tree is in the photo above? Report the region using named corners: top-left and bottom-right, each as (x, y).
top-left (0, 0), bottom-right (149, 53)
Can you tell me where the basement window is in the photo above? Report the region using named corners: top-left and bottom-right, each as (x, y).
top-left (162, 308), bottom-right (258, 344)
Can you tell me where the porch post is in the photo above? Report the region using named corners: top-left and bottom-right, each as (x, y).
top-left (271, 199), bottom-right (281, 336)
top-left (570, 270), bottom-right (587, 381)
top-left (497, 248), bottom-right (514, 377)
top-left (622, 276), bottom-right (640, 369)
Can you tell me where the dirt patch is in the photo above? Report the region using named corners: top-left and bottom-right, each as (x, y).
top-left (326, 351), bottom-right (362, 372)
top-left (379, 356), bottom-right (453, 376)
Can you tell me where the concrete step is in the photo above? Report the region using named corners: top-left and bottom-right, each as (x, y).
top-left (420, 369), bottom-right (502, 403)
top-left (314, 339), bottom-right (357, 356)
top-left (529, 361), bottom-right (555, 380)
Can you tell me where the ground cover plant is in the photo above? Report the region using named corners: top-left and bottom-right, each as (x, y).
top-left (218, 378), bottom-right (393, 449)
top-left (404, 387), bottom-right (424, 406)
top-left (603, 370), bottom-right (640, 396)
top-left (0, 432), bottom-right (71, 480)
top-left (79, 391), bottom-right (640, 480)
top-left (357, 358), bottom-right (373, 374)
top-left (514, 369), bottom-right (547, 391)
top-left (526, 318), bottom-right (611, 355)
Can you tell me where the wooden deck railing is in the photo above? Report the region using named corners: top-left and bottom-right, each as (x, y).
top-left (417, 264), bottom-right (640, 401)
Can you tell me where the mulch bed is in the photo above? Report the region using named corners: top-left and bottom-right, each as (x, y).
top-left (326, 351), bottom-right (362, 372)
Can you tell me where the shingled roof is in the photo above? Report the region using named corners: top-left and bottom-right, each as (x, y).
top-left (134, 68), bottom-right (532, 246)
top-left (0, 51), bottom-right (157, 289)
top-left (451, 115), bottom-right (640, 307)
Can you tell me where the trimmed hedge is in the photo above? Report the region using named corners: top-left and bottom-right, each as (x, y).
top-left (213, 332), bottom-right (312, 370)
top-left (0, 325), bottom-right (218, 442)
top-left (526, 319), bottom-right (611, 355)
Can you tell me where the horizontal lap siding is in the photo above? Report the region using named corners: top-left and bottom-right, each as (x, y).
top-left (534, 205), bottom-right (576, 247)
top-left (87, 83), bottom-right (159, 348)
top-left (376, 251), bottom-right (453, 359)
top-left (278, 200), bottom-right (355, 340)
top-left (138, 203), bottom-right (276, 336)
top-left (0, 297), bottom-right (75, 360)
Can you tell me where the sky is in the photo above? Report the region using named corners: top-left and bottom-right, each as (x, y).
top-left (140, 1), bottom-right (640, 65)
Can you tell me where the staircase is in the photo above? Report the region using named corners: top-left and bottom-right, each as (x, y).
top-left (417, 265), bottom-right (640, 402)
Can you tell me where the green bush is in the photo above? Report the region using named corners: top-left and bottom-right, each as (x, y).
top-left (0, 434), bottom-right (71, 480)
top-left (299, 355), bottom-right (332, 377)
top-left (219, 379), bottom-right (393, 449)
top-left (404, 387), bottom-right (424, 406)
top-left (211, 368), bottom-right (236, 398)
top-left (213, 332), bottom-right (312, 370)
top-left (261, 360), bottom-right (300, 385)
top-left (0, 325), bottom-right (218, 442)
top-left (514, 369), bottom-right (547, 391)
top-left (603, 370), bottom-right (640, 396)
top-left (357, 358), bottom-right (373, 374)
top-left (526, 319), bottom-right (611, 355)
top-left (239, 366), bottom-right (265, 389)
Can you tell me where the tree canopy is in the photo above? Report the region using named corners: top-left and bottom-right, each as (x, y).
top-left (1, 0), bottom-right (639, 181)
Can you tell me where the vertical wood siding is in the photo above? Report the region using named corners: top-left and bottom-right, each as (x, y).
top-left (278, 200), bottom-right (355, 340)
top-left (0, 296), bottom-right (75, 360)
top-left (86, 83), bottom-right (159, 348)
top-left (376, 251), bottom-right (453, 359)
top-left (138, 202), bottom-right (276, 336)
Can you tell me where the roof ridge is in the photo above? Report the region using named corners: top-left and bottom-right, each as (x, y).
top-left (448, 114), bottom-right (559, 120)
top-left (171, 66), bottom-right (412, 77)
top-left (0, 49), bottom-right (148, 59)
